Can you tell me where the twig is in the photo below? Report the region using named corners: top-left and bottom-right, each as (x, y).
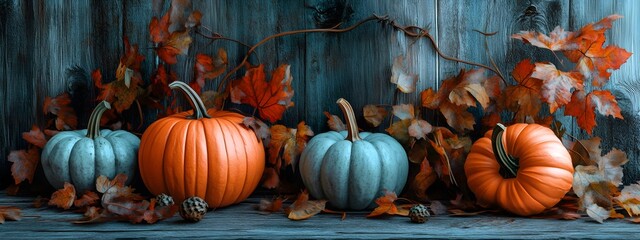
top-left (474, 29), bottom-right (507, 85)
top-left (217, 15), bottom-right (381, 93)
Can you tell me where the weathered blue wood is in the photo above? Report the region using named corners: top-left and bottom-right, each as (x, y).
top-left (1, 0), bottom-right (640, 187)
top-left (0, 191), bottom-right (639, 239)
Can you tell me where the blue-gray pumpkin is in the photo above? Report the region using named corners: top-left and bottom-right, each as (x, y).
top-left (298, 98), bottom-right (409, 210)
top-left (41, 101), bottom-right (140, 193)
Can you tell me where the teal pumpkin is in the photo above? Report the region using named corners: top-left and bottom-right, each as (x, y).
top-left (41, 101), bottom-right (140, 193)
top-left (298, 98), bottom-right (409, 210)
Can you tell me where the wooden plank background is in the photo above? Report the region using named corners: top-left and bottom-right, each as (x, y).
top-left (1, 0), bottom-right (638, 189)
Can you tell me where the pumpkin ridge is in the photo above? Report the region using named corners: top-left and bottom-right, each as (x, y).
top-left (165, 120), bottom-right (190, 201)
top-left (215, 118), bottom-right (232, 206)
top-left (183, 120), bottom-right (197, 199)
top-left (54, 136), bottom-right (83, 188)
top-left (199, 120), bottom-right (210, 202)
top-left (513, 179), bottom-right (546, 213)
top-left (224, 118), bottom-right (250, 204)
top-left (221, 118), bottom-right (246, 204)
top-left (143, 119), bottom-right (177, 195)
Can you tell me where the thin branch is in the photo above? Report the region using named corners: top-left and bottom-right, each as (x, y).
top-left (195, 29), bottom-right (252, 49)
top-left (474, 29), bottom-right (507, 85)
top-left (377, 15), bottom-right (506, 82)
top-left (217, 15), bottom-right (381, 92)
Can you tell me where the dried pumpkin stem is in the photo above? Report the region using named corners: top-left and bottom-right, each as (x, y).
top-left (336, 98), bottom-right (362, 142)
top-left (169, 81), bottom-right (211, 119)
top-left (86, 101), bottom-right (111, 139)
top-left (491, 123), bottom-right (519, 178)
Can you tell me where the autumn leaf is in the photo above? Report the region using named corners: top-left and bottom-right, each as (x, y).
top-left (243, 117), bottom-right (271, 142)
top-left (149, 6), bottom-right (192, 64)
top-left (324, 111), bottom-right (346, 131)
top-left (93, 68), bottom-right (143, 113)
top-left (286, 191), bottom-right (327, 220)
top-left (49, 183), bottom-right (76, 210)
top-left (616, 182), bottom-right (640, 216)
top-left (562, 15), bottom-right (630, 87)
top-left (258, 197), bottom-right (285, 213)
top-left (231, 64), bottom-right (294, 123)
top-left (194, 50), bottom-right (228, 89)
top-left (411, 159), bottom-right (437, 200)
top-left (530, 62), bottom-right (583, 113)
top-left (503, 59), bottom-right (543, 121)
top-left (564, 90), bottom-right (623, 134)
top-left (22, 125), bottom-right (47, 148)
top-left (512, 26), bottom-right (575, 51)
top-left (392, 104), bottom-right (415, 120)
top-left (386, 119), bottom-right (411, 145)
top-left (268, 122), bottom-right (313, 168)
top-left (363, 105), bottom-right (387, 127)
top-left (149, 64), bottom-right (172, 99)
top-left (74, 191), bottom-right (100, 208)
top-left (43, 92), bottom-right (78, 130)
top-left (74, 206), bottom-right (112, 224)
top-left (443, 69), bottom-right (490, 109)
top-left (0, 206), bottom-right (22, 224)
top-left (96, 174), bottom-right (128, 194)
top-left (586, 204), bottom-right (609, 223)
top-left (119, 37), bottom-right (145, 73)
top-left (439, 101), bottom-right (476, 132)
top-left (420, 88), bottom-right (439, 109)
top-left (8, 147), bottom-right (39, 185)
top-left (296, 121), bottom-right (315, 154)
top-left (367, 191), bottom-right (408, 217)
top-left (390, 55), bottom-right (419, 93)
top-left (262, 167), bottom-right (280, 189)
top-left (408, 119), bottom-right (433, 140)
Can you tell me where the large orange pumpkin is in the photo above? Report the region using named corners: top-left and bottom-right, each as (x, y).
top-left (464, 123), bottom-right (573, 216)
top-left (138, 81), bottom-right (265, 208)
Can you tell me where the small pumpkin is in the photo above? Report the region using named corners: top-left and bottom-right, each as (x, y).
top-left (464, 123), bottom-right (574, 216)
top-left (41, 101), bottom-right (140, 194)
top-left (298, 98), bottom-right (409, 210)
top-left (138, 81), bottom-right (265, 208)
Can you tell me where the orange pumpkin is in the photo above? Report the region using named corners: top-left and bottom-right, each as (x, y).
top-left (138, 81), bottom-right (265, 208)
top-left (464, 123), bottom-right (573, 216)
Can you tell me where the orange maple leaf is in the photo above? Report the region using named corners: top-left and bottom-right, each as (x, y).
top-left (286, 191), bottom-right (327, 220)
top-left (502, 59), bottom-right (543, 121)
top-left (92, 68), bottom-right (142, 113)
top-left (8, 147), bottom-right (39, 184)
top-left (49, 183), bottom-right (76, 210)
top-left (149, 6), bottom-right (192, 65)
top-left (194, 50), bottom-right (228, 89)
top-left (230, 64), bottom-right (294, 123)
top-left (512, 26), bottom-right (575, 51)
top-left (367, 191), bottom-right (408, 217)
top-left (43, 93), bottom-right (77, 130)
top-left (564, 90), bottom-right (623, 134)
top-left (563, 15), bottom-right (631, 87)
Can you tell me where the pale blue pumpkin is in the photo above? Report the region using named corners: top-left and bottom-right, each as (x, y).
top-left (41, 101), bottom-right (139, 193)
top-left (298, 98), bottom-right (408, 210)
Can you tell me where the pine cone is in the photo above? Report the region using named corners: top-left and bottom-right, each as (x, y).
top-left (155, 193), bottom-right (175, 207)
top-left (180, 196), bottom-right (208, 222)
top-left (409, 204), bottom-right (430, 223)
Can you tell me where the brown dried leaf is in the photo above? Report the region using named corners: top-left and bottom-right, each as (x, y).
top-left (49, 183), bottom-right (76, 210)
top-left (586, 204), bottom-right (609, 223)
top-left (324, 111), bottom-right (346, 131)
top-left (0, 206), bottom-right (22, 224)
top-left (392, 104), bottom-right (415, 120)
top-left (408, 119), bottom-right (433, 140)
top-left (363, 105), bottom-right (387, 127)
top-left (74, 191), bottom-right (100, 208)
top-left (286, 191), bottom-right (327, 220)
top-left (243, 117), bottom-right (271, 143)
top-left (22, 125), bottom-right (47, 148)
top-left (8, 147), bottom-right (40, 184)
top-left (390, 55), bottom-right (419, 93)
top-left (258, 197), bottom-right (285, 213)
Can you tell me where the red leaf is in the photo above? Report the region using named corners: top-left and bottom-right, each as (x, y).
top-left (564, 90), bottom-right (623, 134)
top-left (194, 50), bottom-right (228, 88)
top-left (149, 6), bottom-right (192, 65)
top-left (503, 59), bottom-right (543, 121)
top-left (230, 64), bottom-right (294, 123)
top-left (8, 147), bottom-right (40, 184)
top-left (49, 183), bottom-right (76, 210)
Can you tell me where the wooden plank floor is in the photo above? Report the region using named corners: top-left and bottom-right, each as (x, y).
top-left (0, 192), bottom-right (639, 239)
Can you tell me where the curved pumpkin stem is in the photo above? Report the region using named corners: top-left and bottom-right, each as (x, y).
top-left (336, 98), bottom-right (362, 142)
top-left (491, 123), bottom-right (519, 178)
top-left (86, 101), bottom-right (111, 139)
top-left (169, 81), bottom-right (211, 119)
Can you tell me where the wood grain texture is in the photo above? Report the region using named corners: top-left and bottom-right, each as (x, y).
top-left (1, 0), bottom-right (639, 187)
top-left (0, 191), bottom-right (638, 239)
